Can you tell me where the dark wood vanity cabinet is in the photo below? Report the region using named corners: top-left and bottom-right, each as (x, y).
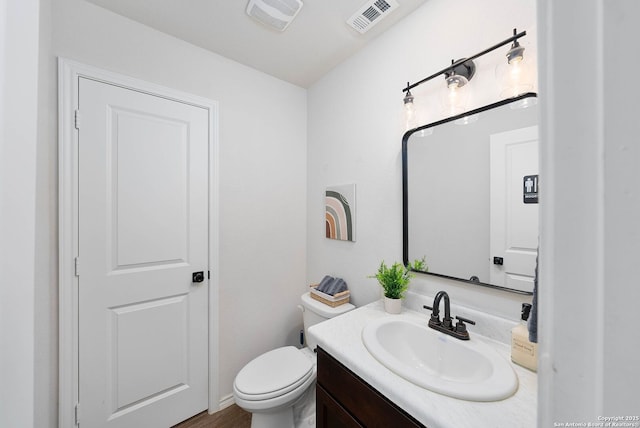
top-left (316, 347), bottom-right (425, 428)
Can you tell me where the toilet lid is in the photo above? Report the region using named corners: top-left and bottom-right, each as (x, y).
top-left (234, 346), bottom-right (314, 401)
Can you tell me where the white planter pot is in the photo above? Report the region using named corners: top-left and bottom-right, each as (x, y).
top-left (383, 296), bottom-right (402, 314)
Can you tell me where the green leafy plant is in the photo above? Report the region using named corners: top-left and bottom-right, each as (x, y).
top-left (410, 257), bottom-right (428, 273)
top-left (370, 257), bottom-right (427, 299)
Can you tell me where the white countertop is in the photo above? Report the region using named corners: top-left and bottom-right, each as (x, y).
top-left (308, 300), bottom-right (537, 428)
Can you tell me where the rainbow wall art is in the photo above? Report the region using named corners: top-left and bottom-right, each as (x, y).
top-left (325, 184), bottom-right (356, 242)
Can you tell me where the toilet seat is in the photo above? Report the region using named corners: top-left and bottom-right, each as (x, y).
top-left (234, 346), bottom-right (314, 401)
top-left (232, 293), bottom-right (355, 428)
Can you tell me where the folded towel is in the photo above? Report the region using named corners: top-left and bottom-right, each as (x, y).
top-left (325, 278), bottom-right (347, 296)
top-left (528, 248), bottom-right (538, 343)
top-left (315, 276), bottom-right (348, 296)
top-left (316, 275), bottom-right (334, 294)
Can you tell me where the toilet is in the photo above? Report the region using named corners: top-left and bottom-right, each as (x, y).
top-left (233, 292), bottom-right (355, 428)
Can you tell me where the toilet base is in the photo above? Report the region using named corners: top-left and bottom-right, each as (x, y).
top-left (251, 408), bottom-right (294, 428)
top-left (242, 382), bottom-right (316, 428)
top-left (293, 382), bottom-right (316, 427)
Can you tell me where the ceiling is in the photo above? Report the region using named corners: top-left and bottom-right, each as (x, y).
top-left (84, 0), bottom-right (427, 88)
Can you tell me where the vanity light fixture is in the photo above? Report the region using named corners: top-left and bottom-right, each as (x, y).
top-left (495, 28), bottom-right (534, 100)
top-left (402, 29), bottom-right (528, 123)
top-left (441, 58), bottom-right (475, 116)
top-left (403, 83), bottom-right (416, 131)
top-left (506, 32), bottom-right (525, 64)
top-left (403, 82), bottom-right (433, 134)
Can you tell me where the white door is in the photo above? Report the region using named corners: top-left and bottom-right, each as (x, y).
top-left (78, 77), bottom-right (209, 427)
top-left (489, 126), bottom-right (539, 292)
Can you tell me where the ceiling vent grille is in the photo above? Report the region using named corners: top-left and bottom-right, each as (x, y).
top-left (347, 0), bottom-right (399, 34)
top-left (246, 0), bottom-right (304, 32)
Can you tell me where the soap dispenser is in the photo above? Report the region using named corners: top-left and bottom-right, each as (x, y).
top-left (511, 303), bottom-right (537, 372)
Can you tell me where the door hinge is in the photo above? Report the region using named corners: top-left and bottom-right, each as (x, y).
top-left (208, 270), bottom-right (210, 279)
top-left (74, 109), bottom-right (81, 130)
top-left (74, 402), bottom-right (80, 425)
top-left (74, 257), bottom-right (80, 277)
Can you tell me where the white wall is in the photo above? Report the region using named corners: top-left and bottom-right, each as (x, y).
top-left (537, 0), bottom-right (640, 423)
top-left (307, 0), bottom-right (537, 320)
top-left (35, 0), bottom-right (307, 425)
top-left (0, 0), bottom-right (39, 427)
top-left (17, 0), bottom-right (638, 424)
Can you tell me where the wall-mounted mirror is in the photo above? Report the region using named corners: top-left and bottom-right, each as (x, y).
top-left (403, 93), bottom-right (538, 294)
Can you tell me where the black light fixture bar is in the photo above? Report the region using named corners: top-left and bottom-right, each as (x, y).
top-left (402, 29), bottom-right (527, 93)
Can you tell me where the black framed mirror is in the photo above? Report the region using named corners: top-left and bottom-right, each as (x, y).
top-left (402, 93), bottom-right (538, 294)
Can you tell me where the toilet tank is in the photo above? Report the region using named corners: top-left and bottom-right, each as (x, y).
top-left (300, 292), bottom-right (355, 350)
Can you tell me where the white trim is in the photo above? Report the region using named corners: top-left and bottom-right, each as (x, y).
top-left (58, 58), bottom-right (80, 428)
top-left (58, 58), bottom-right (220, 427)
top-left (217, 394), bottom-right (236, 412)
top-left (207, 64), bottom-right (222, 415)
top-left (1, 1), bottom-right (39, 426)
top-left (537, 0), bottom-right (612, 422)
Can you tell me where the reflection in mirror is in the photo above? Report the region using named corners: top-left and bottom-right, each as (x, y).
top-left (402, 93), bottom-right (538, 294)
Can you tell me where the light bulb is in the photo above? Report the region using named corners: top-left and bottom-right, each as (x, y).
top-left (404, 101), bottom-right (416, 130)
top-left (403, 87), bottom-right (417, 131)
top-left (441, 74), bottom-right (469, 117)
top-left (496, 40), bottom-right (534, 98)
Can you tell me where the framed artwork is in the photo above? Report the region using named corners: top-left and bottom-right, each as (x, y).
top-left (325, 184), bottom-right (356, 242)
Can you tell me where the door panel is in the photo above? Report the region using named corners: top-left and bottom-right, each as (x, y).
top-left (109, 294), bottom-right (189, 412)
top-left (489, 126), bottom-right (539, 292)
top-left (78, 77), bottom-right (209, 427)
top-left (109, 107), bottom-right (189, 270)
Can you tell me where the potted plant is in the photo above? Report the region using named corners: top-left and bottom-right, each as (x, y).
top-left (370, 258), bottom-right (426, 314)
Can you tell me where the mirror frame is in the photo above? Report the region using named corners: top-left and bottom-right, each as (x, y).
top-left (402, 92), bottom-right (537, 295)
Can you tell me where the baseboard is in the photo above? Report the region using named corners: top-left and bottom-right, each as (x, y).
top-left (219, 393), bottom-right (235, 410)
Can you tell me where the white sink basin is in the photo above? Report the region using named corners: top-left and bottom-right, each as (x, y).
top-left (362, 316), bottom-right (518, 401)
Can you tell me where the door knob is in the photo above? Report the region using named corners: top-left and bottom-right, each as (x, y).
top-left (192, 271), bottom-right (205, 283)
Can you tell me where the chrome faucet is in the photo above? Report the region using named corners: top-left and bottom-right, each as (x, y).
top-left (423, 291), bottom-right (475, 340)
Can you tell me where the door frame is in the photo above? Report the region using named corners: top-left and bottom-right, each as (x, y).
top-left (58, 58), bottom-right (220, 427)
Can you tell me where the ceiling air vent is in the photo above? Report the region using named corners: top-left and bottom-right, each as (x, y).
top-left (246, 0), bottom-right (304, 32)
top-left (347, 0), bottom-right (399, 34)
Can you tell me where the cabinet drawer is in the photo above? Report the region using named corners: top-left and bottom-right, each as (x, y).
top-left (317, 347), bottom-right (424, 428)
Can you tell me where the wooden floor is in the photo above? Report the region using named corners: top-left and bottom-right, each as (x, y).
top-left (172, 405), bottom-right (251, 428)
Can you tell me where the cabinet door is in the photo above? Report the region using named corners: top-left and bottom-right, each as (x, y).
top-left (317, 385), bottom-right (362, 428)
top-left (317, 347), bottom-right (424, 428)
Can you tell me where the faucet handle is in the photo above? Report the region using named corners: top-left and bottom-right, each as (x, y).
top-left (454, 315), bottom-right (476, 335)
top-left (455, 315), bottom-right (476, 325)
top-left (423, 305), bottom-right (441, 325)
top-left (450, 316), bottom-right (473, 339)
